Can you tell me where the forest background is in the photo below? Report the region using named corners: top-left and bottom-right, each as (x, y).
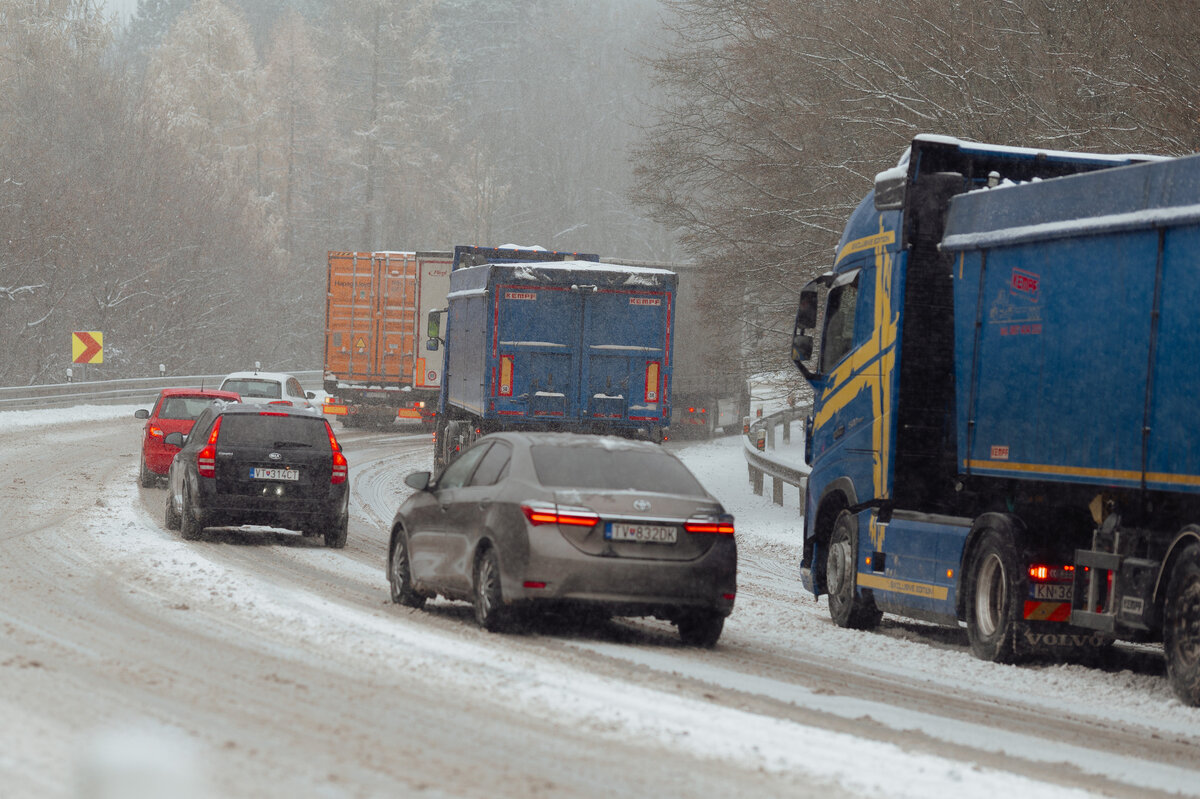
top-left (1, 0), bottom-right (1196, 385)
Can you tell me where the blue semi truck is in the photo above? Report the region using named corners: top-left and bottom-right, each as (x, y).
top-left (791, 135), bottom-right (1200, 705)
top-left (429, 245), bottom-right (677, 471)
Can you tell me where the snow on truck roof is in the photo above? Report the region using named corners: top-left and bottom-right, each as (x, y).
top-left (875, 134), bottom-right (1167, 185)
top-left (499, 258), bottom-right (675, 275)
top-left (941, 151), bottom-right (1200, 252)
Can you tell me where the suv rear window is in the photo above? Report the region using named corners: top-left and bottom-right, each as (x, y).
top-left (531, 446), bottom-right (706, 496)
top-left (217, 414), bottom-right (330, 450)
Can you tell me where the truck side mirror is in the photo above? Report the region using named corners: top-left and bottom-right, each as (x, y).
top-left (792, 288), bottom-right (821, 382)
top-left (874, 166), bottom-right (906, 211)
top-left (426, 308), bottom-right (444, 351)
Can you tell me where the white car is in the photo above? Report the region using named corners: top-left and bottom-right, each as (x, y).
top-left (218, 370), bottom-right (316, 409)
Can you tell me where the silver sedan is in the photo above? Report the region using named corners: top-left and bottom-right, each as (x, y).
top-left (387, 431), bottom-right (737, 645)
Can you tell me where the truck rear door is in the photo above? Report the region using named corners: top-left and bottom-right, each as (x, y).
top-left (492, 284), bottom-right (582, 418)
top-left (374, 252), bottom-right (419, 385)
top-left (325, 251), bottom-right (378, 384)
top-left (581, 285), bottom-right (672, 424)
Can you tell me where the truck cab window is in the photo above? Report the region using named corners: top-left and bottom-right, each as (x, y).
top-left (821, 277), bottom-right (859, 372)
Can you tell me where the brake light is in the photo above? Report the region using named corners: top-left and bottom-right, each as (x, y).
top-left (1028, 564), bottom-right (1075, 581)
top-left (684, 515), bottom-right (735, 535)
top-left (322, 420), bottom-right (347, 483)
top-left (323, 421), bottom-right (342, 452)
top-left (259, 411), bottom-right (290, 417)
top-left (521, 502), bottom-right (599, 527)
top-left (499, 355), bottom-right (514, 397)
top-left (149, 426), bottom-right (164, 439)
top-left (644, 361), bottom-right (660, 403)
top-left (268, 400), bottom-right (293, 406)
top-left (197, 417), bottom-right (222, 478)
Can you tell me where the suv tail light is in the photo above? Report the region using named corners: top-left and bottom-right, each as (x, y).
top-left (683, 514), bottom-right (735, 535)
top-left (197, 417), bottom-right (223, 478)
top-left (325, 421), bottom-right (347, 485)
top-left (521, 501), bottom-right (599, 528)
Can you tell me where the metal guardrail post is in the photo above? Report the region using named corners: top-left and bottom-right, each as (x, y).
top-left (743, 402), bottom-right (811, 511)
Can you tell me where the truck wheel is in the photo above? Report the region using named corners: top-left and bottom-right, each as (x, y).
top-left (965, 528), bottom-right (1024, 663)
top-left (180, 483), bottom-right (201, 541)
top-left (388, 533), bottom-right (426, 609)
top-left (826, 510), bottom-right (881, 629)
top-left (1164, 542), bottom-right (1200, 706)
top-left (473, 547), bottom-right (508, 632)
top-left (443, 421), bottom-right (464, 468)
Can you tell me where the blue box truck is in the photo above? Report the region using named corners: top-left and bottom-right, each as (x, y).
top-left (429, 246), bottom-right (677, 471)
top-left (791, 135), bottom-right (1200, 705)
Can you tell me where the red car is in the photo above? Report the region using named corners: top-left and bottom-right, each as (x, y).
top-left (135, 388), bottom-right (241, 486)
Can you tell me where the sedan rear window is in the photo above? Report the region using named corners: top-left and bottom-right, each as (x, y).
top-left (221, 379), bottom-right (282, 399)
top-left (217, 414), bottom-right (330, 450)
top-left (531, 446), bottom-right (707, 496)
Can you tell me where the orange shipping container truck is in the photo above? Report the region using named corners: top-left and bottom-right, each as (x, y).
top-left (323, 250), bottom-right (452, 427)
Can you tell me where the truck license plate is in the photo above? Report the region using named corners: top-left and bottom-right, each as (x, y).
top-left (1033, 583), bottom-right (1072, 601)
top-left (607, 522), bottom-right (677, 544)
top-left (250, 467), bottom-right (299, 481)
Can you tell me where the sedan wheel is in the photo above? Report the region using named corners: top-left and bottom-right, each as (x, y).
top-left (473, 548), bottom-right (507, 632)
top-left (139, 458), bottom-right (156, 488)
top-left (677, 609), bottom-right (724, 647)
top-left (388, 534), bottom-right (426, 609)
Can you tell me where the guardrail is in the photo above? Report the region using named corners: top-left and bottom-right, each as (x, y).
top-left (743, 404), bottom-right (810, 509)
top-left (0, 371), bottom-right (323, 412)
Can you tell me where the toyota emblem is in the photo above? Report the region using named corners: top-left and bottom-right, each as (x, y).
top-left (633, 499), bottom-right (651, 511)
top-left (269, 452), bottom-right (282, 461)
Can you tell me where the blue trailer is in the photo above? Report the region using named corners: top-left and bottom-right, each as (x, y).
top-left (430, 247), bottom-right (676, 470)
top-left (791, 135), bottom-right (1200, 705)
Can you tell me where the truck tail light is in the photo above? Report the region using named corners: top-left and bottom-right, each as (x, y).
top-left (644, 361), bottom-right (660, 403)
top-left (684, 514), bottom-right (735, 535)
top-left (499, 355), bottom-right (514, 396)
top-left (521, 501), bottom-right (599, 528)
top-left (197, 417), bottom-right (222, 478)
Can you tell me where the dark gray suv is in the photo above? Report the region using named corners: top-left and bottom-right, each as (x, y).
top-left (165, 402), bottom-right (350, 547)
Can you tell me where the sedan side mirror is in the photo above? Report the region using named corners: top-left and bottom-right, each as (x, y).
top-left (134, 409), bottom-right (150, 419)
top-left (306, 391), bottom-right (316, 400)
top-left (404, 471), bottom-right (432, 491)
top-left (164, 431), bottom-right (185, 447)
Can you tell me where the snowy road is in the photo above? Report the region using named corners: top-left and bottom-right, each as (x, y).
top-left (1, 407), bottom-right (1198, 798)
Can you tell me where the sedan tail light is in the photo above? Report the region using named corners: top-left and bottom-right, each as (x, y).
top-left (197, 417), bottom-right (223, 478)
top-left (521, 501), bottom-right (600, 528)
top-left (683, 514), bottom-right (735, 535)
